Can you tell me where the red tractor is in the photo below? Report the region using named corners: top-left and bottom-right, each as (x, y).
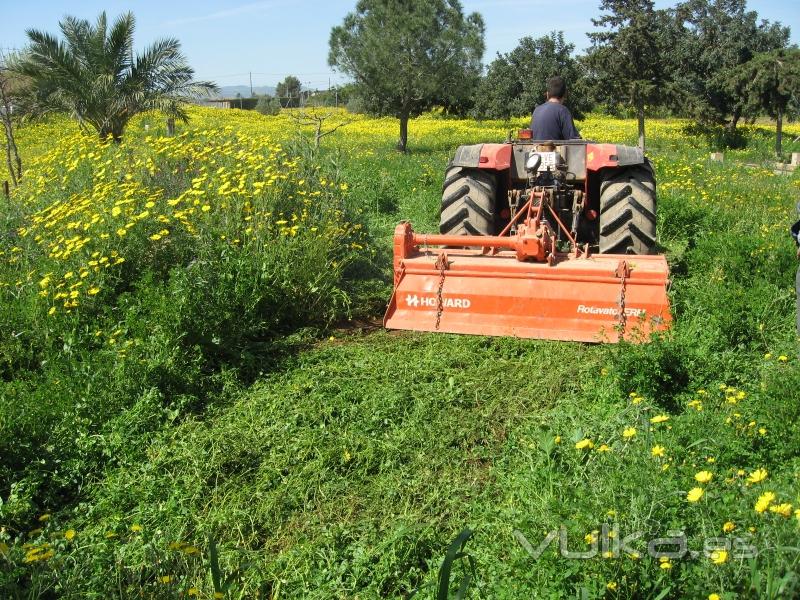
top-left (384, 132), bottom-right (670, 343)
top-left (439, 133), bottom-right (657, 255)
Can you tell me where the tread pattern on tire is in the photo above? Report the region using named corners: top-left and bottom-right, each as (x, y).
top-left (598, 163), bottom-right (657, 255)
top-left (439, 166), bottom-right (496, 236)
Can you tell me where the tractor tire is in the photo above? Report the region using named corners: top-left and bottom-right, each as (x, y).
top-left (598, 163), bottom-right (657, 255)
top-left (439, 166), bottom-right (497, 236)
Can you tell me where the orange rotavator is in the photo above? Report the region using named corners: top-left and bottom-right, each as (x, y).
top-left (384, 132), bottom-right (672, 343)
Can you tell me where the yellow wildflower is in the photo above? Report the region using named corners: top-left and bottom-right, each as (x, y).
top-left (710, 549), bottom-right (728, 565)
top-left (622, 427), bottom-right (636, 439)
top-left (754, 491), bottom-right (776, 513)
top-left (687, 487), bottom-right (705, 502)
top-left (695, 471), bottom-right (713, 484)
top-left (651, 445), bottom-right (665, 457)
top-left (746, 468), bottom-right (767, 484)
top-left (650, 414), bottom-right (670, 424)
top-left (575, 438), bottom-right (594, 450)
top-left (769, 503), bottom-right (793, 518)
top-left (722, 521), bottom-right (735, 533)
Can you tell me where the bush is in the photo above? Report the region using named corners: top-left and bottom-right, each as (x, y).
top-left (255, 96), bottom-right (281, 116)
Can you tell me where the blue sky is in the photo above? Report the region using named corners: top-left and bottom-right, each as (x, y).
top-left (1, 0), bottom-right (797, 90)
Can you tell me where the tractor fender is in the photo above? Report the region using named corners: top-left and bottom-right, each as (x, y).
top-left (586, 144), bottom-right (645, 171)
top-left (450, 144), bottom-right (512, 170)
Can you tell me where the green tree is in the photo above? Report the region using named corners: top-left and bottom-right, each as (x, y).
top-left (276, 76), bottom-right (302, 108)
top-left (328, 0), bottom-right (485, 152)
top-left (731, 49), bottom-right (800, 157)
top-left (587, 0), bottom-right (675, 150)
top-left (472, 32), bottom-right (590, 120)
top-left (255, 95), bottom-right (281, 116)
top-left (12, 12), bottom-right (216, 142)
top-left (674, 0), bottom-right (789, 130)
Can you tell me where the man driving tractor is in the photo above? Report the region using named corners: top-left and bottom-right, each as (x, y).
top-left (531, 76), bottom-right (581, 141)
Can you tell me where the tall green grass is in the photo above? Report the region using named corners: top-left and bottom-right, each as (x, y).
top-left (1, 111), bottom-right (799, 598)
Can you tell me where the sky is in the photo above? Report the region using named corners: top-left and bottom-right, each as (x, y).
top-left (1, 0), bottom-right (798, 91)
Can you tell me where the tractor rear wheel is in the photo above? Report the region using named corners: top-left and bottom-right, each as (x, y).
top-left (439, 166), bottom-right (496, 236)
top-left (598, 163), bottom-right (657, 254)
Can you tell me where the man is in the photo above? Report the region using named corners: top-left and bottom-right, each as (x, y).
top-left (792, 203), bottom-right (800, 336)
top-left (531, 76), bottom-right (581, 141)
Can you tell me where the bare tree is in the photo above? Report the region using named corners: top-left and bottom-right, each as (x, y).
top-left (0, 59), bottom-right (23, 188)
top-left (287, 109), bottom-right (354, 152)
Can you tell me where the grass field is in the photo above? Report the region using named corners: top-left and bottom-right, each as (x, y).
top-left (1, 108), bottom-right (800, 599)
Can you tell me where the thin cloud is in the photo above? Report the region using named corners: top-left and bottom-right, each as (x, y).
top-left (165, 1), bottom-right (289, 26)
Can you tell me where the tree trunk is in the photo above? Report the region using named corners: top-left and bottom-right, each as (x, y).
top-left (167, 117), bottom-right (175, 136)
top-left (776, 106), bottom-right (783, 159)
top-left (0, 83), bottom-right (22, 185)
top-left (727, 107), bottom-right (741, 133)
top-left (397, 113), bottom-right (409, 153)
top-left (637, 104), bottom-right (645, 152)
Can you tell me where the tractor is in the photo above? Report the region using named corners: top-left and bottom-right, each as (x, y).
top-left (383, 131), bottom-right (671, 343)
top-left (439, 133), bottom-right (657, 256)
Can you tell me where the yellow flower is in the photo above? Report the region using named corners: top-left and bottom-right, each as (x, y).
top-left (754, 491), bottom-right (776, 513)
top-left (659, 558), bottom-right (672, 569)
top-left (130, 524), bottom-right (142, 532)
top-left (651, 445), bottom-right (665, 457)
top-left (585, 532), bottom-right (597, 544)
top-left (607, 581), bottom-right (618, 591)
top-left (575, 438), bottom-right (594, 450)
top-left (188, 589), bottom-right (199, 597)
top-left (709, 594), bottom-right (721, 600)
top-left (48, 306), bottom-right (56, 316)
top-left (38, 514), bottom-right (50, 522)
top-left (554, 435), bottom-right (561, 444)
top-left (764, 353), bottom-right (772, 359)
top-left (695, 471), bottom-right (713, 484)
top-left (746, 468), bottom-right (767, 484)
top-left (687, 487), bottom-right (705, 502)
top-left (597, 444), bottom-right (611, 453)
top-left (710, 549), bottom-right (728, 565)
top-left (769, 503), bottom-right (793, 517)
top-left (201, 205), bottom-right (211, 212)
top-left (159, 575), bottom-right (172, 584)
top-left (64, 529), bottom-right (76, 540)
top-left (650, 414), bottom-right (670, 424)
top-left (87, 287), bottom-right (100, 295)
top-left (622, 427), bottom-right (636, 439)
top-left (722, 521), bottom-right (735, 533)
top-left (778, 355), bottom-right (788, 362)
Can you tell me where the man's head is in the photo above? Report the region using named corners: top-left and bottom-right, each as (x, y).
top-left (546, 76), bottom-right (567, 101)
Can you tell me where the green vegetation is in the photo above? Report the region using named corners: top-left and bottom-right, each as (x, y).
top-left (1, 109), bottom-right (799, 597)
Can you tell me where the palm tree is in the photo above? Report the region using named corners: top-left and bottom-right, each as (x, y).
top-left (13, 12), bottom-right (217, 142)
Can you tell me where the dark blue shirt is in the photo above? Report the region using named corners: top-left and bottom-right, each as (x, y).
top-left (792, 218), bottom-right (800, 246)
top-left (531, 101), bottom-right (581, 140)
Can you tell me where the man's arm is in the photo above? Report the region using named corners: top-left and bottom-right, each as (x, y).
top-left (561, 107), bottom-right (581, 140)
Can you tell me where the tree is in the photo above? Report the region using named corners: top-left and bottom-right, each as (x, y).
top-left (472, 31), bottom-right (591, 120)
top-left (12, 12), bottom-right (216, 142)
top-left (329, 0), bottom-right (484, 152)
top-left (276, 76), bottom-right (302, 108)
top-left (674, 0), bottom-right (789, 130)
top-left (0, 58), bottom-right (23, 187)
top-left (255, 95), bottom-right (281, 115)
top-left (587, 0), bottom-right (675, 150)
top-left (731, 49), bottom-right (800, 157)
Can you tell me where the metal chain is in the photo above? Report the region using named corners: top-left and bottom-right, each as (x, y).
top-left (435, 253), bottom-right (447, 330)
top-left (617, 262), bottom-right (628, 337)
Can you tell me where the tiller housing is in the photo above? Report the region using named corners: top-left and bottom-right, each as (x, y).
top-left (384, 138), bottom-right (671, 343)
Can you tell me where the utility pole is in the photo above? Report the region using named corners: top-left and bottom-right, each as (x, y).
top-left (249, 72), bottom-right (253, 97)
